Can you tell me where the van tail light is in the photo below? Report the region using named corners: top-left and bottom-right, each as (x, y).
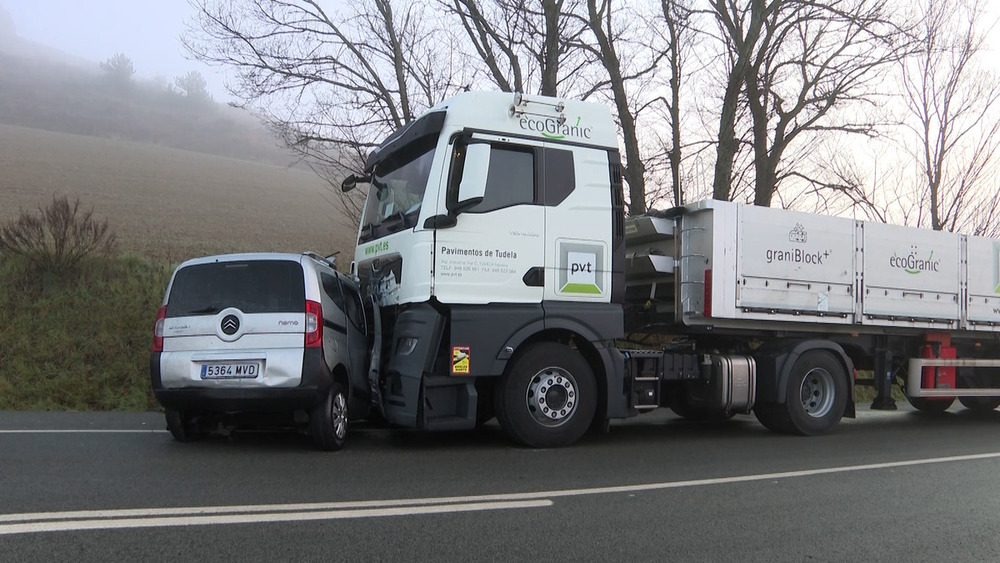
top-left (152, 305), bottom-right (166, 353)
top-left (305, 300), bottom-right (323, 348)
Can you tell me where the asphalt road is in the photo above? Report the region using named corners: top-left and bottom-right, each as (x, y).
top-left (2, 406), bottom-right (1000, 562)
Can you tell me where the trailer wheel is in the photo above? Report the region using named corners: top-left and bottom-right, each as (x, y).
top-left (956, 372), bottom-right (1000, 412)
top-left (768, 350), bottom-right (847, 436)
top-left (310, 382), bottom-right (348, 451)
top-left (958, 396), bottom-right (1000, 412)
top-left (905, 395), bottom-right (953, 413)
top-left (165, 409), bottom-right (203, 442)
top-left (495, 342), bottom-right (596, 448)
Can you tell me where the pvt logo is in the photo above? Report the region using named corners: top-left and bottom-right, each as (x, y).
top-left (558, 242), bottom-right (605, 296)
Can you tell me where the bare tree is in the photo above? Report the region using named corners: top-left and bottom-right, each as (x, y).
top-left (658, 0), bottom-right (694, 207)
top-left (184, 0), bottom-right (468, 226)
top-left (710, 0), bottom-right (910, 206)
top-left (442, 0), bottom-right (589, 96)
top-left (900, 0), bottom-right (1000, 233)
top-left (565, 1), bottom-right (667, 215)
top-left (708, 0), bottom-right (767, 203)
top-left (966, 189), bottom-right (1000, 237)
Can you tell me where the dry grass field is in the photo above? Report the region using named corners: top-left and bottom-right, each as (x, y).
top-left (0, 123), bottom-right (358, 263)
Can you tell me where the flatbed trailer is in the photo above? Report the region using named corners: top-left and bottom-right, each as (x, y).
top-left (623, 200), bottom-right (1000, 433)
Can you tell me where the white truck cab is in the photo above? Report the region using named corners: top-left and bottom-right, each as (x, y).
top-left (345, 92), bottom-right (627, 447)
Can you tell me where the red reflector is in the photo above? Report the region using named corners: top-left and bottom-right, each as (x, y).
top-left (703, 269), bottom-right (712, 317)
top-left (305, 300), bottom-right (323, 348)
top-left (152, 305), bottom-right (166, 353)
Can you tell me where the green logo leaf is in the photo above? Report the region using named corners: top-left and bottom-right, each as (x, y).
top-left (561, 283), bottom-right (602, 295)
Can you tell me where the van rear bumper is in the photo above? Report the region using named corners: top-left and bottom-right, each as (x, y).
top-left (149, 349), bottom-right (331, 413)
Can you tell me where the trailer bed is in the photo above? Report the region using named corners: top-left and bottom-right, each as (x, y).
top-left (625, 200), bottom-right (1000, 335)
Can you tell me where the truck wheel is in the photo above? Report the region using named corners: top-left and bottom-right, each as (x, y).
top-left (753, 402), bottom-right (792, 433)
top-left (958, 396), bottom-right (1000, 412)
top-left (905, 395), bottom-right (953, 413)
top-left (495, 342), bottom-right (596, 448)
top-left (776, 350), bottom-right (848, 435)
top-left (671, 393), bottom-right (735, 422)
top-left (165, 409), bottom-right (203, 442)
top-left (310, 382), bottom-right (348, 451)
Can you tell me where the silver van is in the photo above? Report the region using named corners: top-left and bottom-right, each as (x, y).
top-left (150, 252), bottom-right (369, 450)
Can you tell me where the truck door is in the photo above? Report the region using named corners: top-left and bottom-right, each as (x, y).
top-left (542, 144), bottom-right (613, 304)
top-left (432, 133), bottom-right (546, 305)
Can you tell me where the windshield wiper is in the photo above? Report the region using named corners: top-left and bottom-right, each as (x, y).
top-left (384, 210), bottom-right (409, 234)
top-left (187, 306), bottom-right (221, 315)
top-left (358, 222), bottom-right (376, 243)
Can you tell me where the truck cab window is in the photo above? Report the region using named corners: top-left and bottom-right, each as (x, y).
top-left (468, 145), bottom-right (536, 213)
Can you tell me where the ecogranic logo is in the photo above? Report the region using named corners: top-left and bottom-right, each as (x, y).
top-left (890, 246), bottom-right (940, 274)
top-left (364, 240), bottom-right (390, 256)
top-left (518, 115), bottom-right (593, 140)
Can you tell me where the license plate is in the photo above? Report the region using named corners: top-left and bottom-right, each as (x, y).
top-left (200, 362), bottom-right (261, 379)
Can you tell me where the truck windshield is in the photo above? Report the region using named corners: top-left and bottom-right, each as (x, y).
top-left (358, 135), bottom-right (436, 243)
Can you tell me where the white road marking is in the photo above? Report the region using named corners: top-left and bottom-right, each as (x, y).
top-left (0, 501), bottom-right (552, 536)
top-left (1, 451), bottom-right (998, 535)
top-left (0, 428), bottom-right (394, 434)
top-left (0, 430), bottom-right (167, 434)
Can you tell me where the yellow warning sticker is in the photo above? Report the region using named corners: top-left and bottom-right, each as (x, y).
top-left (452, 346), bottom-right (470, 374)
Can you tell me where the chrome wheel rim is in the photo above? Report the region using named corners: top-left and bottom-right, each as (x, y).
top-left (332, 391), bottom-right (348, 440)
top-left (800, 367), bottom-right (835, 418)
top-left (525, 367), bottom-right (578, 427)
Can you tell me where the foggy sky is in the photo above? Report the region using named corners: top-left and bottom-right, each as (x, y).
top-left (3, 0), bottom-right (1000, 105)
top-left (1, 0), bottom-right (231, 101)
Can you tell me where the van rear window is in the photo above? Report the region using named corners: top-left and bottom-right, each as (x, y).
top-left (166, 260), bottom-right (306, 318)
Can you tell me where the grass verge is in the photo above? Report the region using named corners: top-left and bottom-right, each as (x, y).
top-left (0, 253), bottom-right (171, 410)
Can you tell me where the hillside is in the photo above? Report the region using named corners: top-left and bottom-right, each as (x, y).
top-left (0, 24), bottom-right (299, 167)
top-left (0, 124), bottom-right (357, 262)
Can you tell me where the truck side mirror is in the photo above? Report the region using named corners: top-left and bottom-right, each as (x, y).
top-left (426, 141), bottom-right (491, 230)
top-left (455, 143), bottom-right (490, 206)
top-left (341, 173), bottom-right (371, 193)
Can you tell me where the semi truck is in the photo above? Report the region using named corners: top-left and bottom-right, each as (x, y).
top-left (339, 91), bottom-right (1000, 448)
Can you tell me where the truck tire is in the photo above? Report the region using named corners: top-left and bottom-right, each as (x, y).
top-left (958, 396), bottom-right (1000, 412)
top-left (671, 393), bottom-right (735, 422)
top-left (165, 409), bottom-right (203, 442)
top-left (905, 394), bottom-right (953, 413)
top-left (495, 342), bottom-right (596, 448)
top-left (310, 382), bottom-right (348, 451)
top-left (956, 373), bottom-right (1000, 412)
top-left (758, 350), bottom-right (847, 436)
top-left (753, 402), bottom-right (792, 433)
